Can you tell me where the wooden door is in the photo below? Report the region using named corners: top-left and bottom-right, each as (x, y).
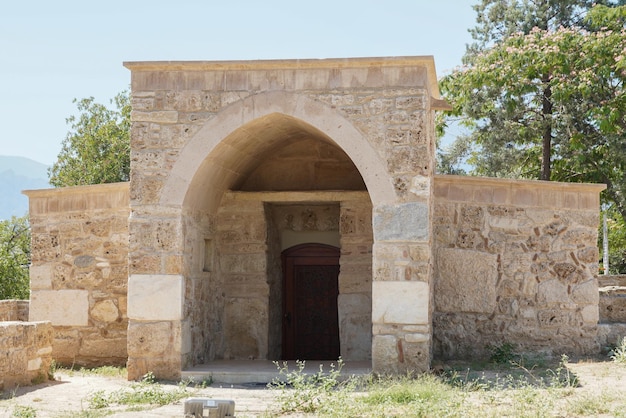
top-left (282, 243), bottom-right (340, 360)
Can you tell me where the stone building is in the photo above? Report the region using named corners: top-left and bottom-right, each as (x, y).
top-left (24, 57), bottom-right (605, 380)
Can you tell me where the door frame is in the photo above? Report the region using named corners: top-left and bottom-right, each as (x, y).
top-left (281, 243), bottom-right (340, 360)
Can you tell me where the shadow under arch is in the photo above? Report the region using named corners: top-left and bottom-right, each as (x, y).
top-left (160, 90), bottom-right (395, 213)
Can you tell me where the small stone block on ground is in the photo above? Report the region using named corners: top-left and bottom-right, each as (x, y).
top-left (184, 398), bottom-right (235, 417)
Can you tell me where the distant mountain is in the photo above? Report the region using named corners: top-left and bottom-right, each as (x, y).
top-left (0, 156), bottom-right (50, 220)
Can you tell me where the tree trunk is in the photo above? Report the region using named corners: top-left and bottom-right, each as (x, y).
top-left (541, 77), bottom-right (553, 181)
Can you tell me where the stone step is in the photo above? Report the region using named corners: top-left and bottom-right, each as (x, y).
top-left (182, 360), bottom-right (372, 385)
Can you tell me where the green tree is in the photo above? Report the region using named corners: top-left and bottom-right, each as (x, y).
top-left (600, 206), bottom-right (626, 274)
top-left (48, 91), bottom-right (131, 187)
top-left (0, 215), bottom-right (30, 300)
top-left (439, 3), bottom-right (626, 216)
top-left (439, 1), bottom-right (626, 271)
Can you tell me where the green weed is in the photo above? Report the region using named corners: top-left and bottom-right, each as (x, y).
top-left (268, 358), bottom-right (356, 415)
top-left (11, 405), bottom-right (37, 418)
top-left (610, 336), bottom-right (626, 364)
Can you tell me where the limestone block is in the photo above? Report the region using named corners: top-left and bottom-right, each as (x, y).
top-left (373, 202), bottom-right (429, 242)
top-left (29, 264), bottom-right (52, 289)
top-left (220, 253), bottom-right (266, 274)
top-left (131, 110), bottom-right (178, 124)
top-left (580, 305), bottom-right (599, 324)
top-left (30, 290), bottom-right (89, 326)
top-left (338, 293), bottom-right (372, 361)
top-left (52, 329), bottom-right (81, 361)
top-left (435, 248), bottom-right (497, 314)
top-left (79, 337), bottom-right (128, 359)
top-left (572, 280), bottom-right (599, 305)
top-left (537, 310), bottom-right (569, 328)
top-left (127, 321), bottom-right (176, 357)
top-left (372, 335), bottom-right (399, 372)
top-left (223, 297), bottom-right (268, 359)
top-left (372, 281), bottom-right (429, 325)
top-left (537, 280), bottom-right (569, 304)
top-left (128, 274), bottom-right (183, 321)
top-left (91, 300), bottom-right (120, 323)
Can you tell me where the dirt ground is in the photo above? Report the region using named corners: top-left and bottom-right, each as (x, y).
top-left (1, 359), bottom-right (626, 417)
top-left (0, 371), bottom-right (277, 417)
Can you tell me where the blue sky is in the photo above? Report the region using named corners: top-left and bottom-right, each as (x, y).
top-left (0, 1), bottom-right (475, 165)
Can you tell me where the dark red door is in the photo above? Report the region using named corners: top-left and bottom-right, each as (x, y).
top-left (282, 243), bottom-right (340, 360)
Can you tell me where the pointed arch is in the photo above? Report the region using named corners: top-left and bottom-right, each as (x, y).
top-left (160, 90), bottom-right (394, 212)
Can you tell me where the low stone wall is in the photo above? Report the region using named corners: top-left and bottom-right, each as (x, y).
top-left (0, 299), bottom-right (29, 321)
top-left (433, 175), bottom-right (605, 360)
top-left (23, 183), bottom-right (130, 367)
top-left (0, 300), bottom-right (53, 391)
top-left (599, 275), bottom-right (626, 324)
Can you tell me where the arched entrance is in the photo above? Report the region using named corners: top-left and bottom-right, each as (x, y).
top-left (282, 243), bottom-right (341, 360)
top-left (125, 58), bottom-right (439, 379)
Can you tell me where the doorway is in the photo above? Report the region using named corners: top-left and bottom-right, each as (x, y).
top-left (282, 243), bottom-right (340, 360)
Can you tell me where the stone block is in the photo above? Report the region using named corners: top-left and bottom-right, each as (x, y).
top-left (131, 110), bottom-right (179, 123)
top-left (372, 335), bottom-right (399, 372)
top-left (435, 248), bottom-right (497, 313)
top-left (372, 281), bottom-right (429, 325)
top-left (127, 321), bottom-right (178, 357)
top-left (30, 290), bottom-right (89, 326)
top-left (91, 300), bottom-right (120, 323)
top-left (538, 280), bottom-right (569, 304)
top-left (29, 264), bottom-right (52, 289)
top-left (223, 297), bottom-right (268, 359)
top-left (373, 202), bottom-right (429, 242)
top-left (128, 274), bottom-right (183, 321)
top-left (338, 293), bottom-right (372, 361)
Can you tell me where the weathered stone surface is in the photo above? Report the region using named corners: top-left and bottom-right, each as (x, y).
top-left (128, 274), bottom-right (183, 321)
top-left (91, 300), bottom-right (120, 323)
top-left (0, 321), bottom-right (52, 391)
top-left (30, 290), bottom-right (89, 326)
top-left (433, 176), bottom-right (603, 360)
top-left (372, 281), bottom-right (429, 325)
top-left (373, 202), bottom-right (429, 242)
top-left (338, 293), bottom-right (372, 361)
top-left (435, 248), bottom-right (497, 313)
top-left (223, 297), bottom-right (268, 360)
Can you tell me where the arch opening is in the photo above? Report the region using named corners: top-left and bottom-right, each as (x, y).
top-left (176, 100), bottom-right (375, 366)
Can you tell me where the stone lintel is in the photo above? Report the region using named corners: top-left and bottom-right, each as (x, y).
top-left (225, 190), bottom-right (371, 203)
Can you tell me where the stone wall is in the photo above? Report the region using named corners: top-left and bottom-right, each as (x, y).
top-left (0, 299), bottom-right (29, 321)
top-left (597, 275), bottom-right (626, 347)
top-left (433, 175), bottom-right (605, 359)
top-left (0, 321), bottom-right (53, 391)
top-left (212, 191), bottom-right (372, 362)
top-left (23, 183), bottom-right (130, 367)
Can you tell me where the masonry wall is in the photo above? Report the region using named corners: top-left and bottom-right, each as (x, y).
top-left (0, 299), bottom-right (29, 321)
top-left (0, 300), bottom-right (52, 391)
top-left (433, 175), bottom-right (605, 359)
top-left (24, 183), bottom-right (130, 367)
top-left (125, 58), bottom-right (442, 377)
top-left (0, 320), bottom-right (53, 391)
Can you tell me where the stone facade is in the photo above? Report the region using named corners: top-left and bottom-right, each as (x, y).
top-left (23, 183), bottom-right (129, 367)
top-left (433, 175), bottom-right (605, 359)
top-left (123, 57), bottom-right (444, 378)
top-left (0, 301), bottom-right (53, 391)
top-left (23, 57), bottom-right (607, 380)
